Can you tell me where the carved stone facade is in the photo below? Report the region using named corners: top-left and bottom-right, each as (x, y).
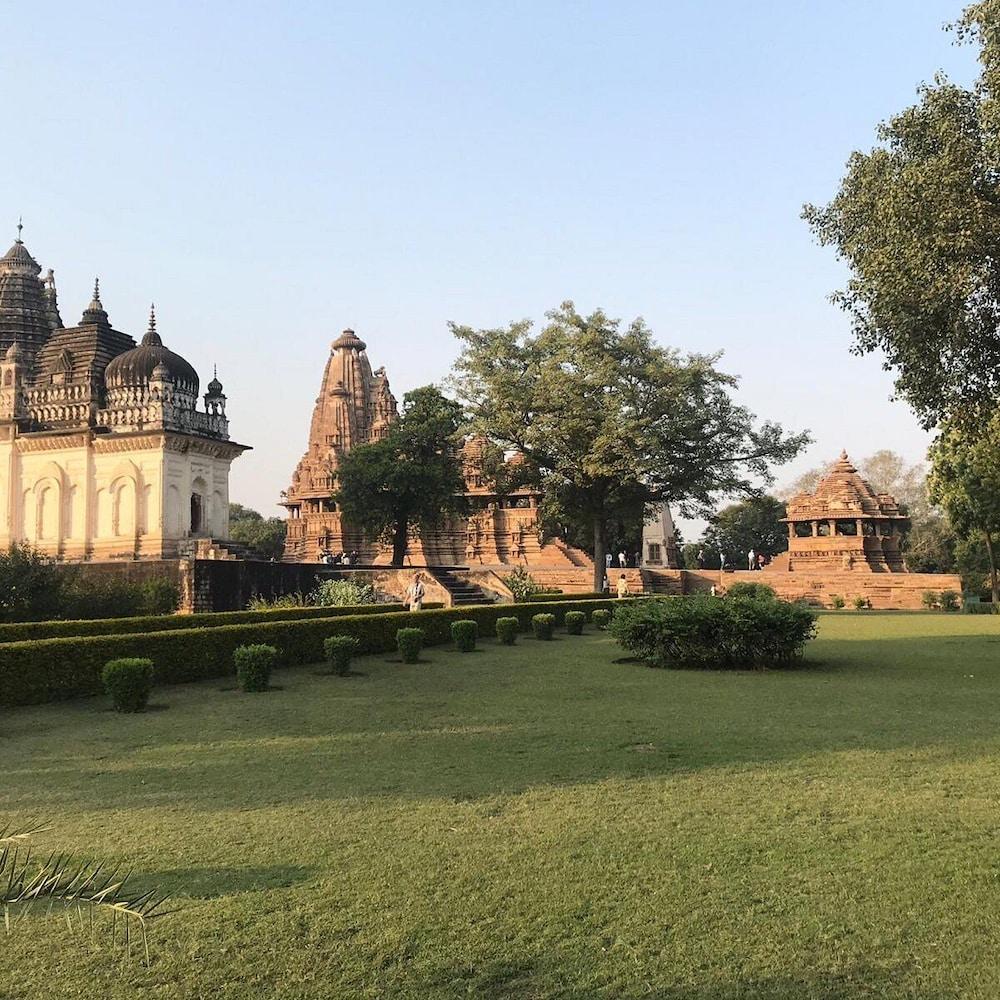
top-left (281, 329), bottom-right (397, 559)
top-left (282, 332), bottom-right (596, 568)
top-left (0, 232), bottom-right (248, 560)
top-left (780, 451), bottom-right (909, 572)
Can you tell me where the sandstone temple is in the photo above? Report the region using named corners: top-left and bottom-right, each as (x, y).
top-left (0, 229), bottom-right (247, 560)
top-left (282, 329), bottom-right (681, 576)
top-left (779, 451), bottom-right (909, 572)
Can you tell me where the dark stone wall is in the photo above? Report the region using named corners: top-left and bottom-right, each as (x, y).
top-left (191, 560), bottom-right (329, 612)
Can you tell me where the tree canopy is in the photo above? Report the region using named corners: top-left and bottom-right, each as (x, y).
top-left (805, 2), bottom-right (1000, 426)
top-left (450, 301), bottom-right (808, 589)
top-left (929, 413), bottom-right (1000, 601)
top-left (702, 495), bottom-right (788, 566)
top-left (228, 504), bottom-right (288, 560)
top-left (335, 386), bottom-right (468, 566)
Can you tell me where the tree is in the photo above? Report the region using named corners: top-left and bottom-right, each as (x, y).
top-left (450, 302), bottom-right (808, 591)
top-left (0, 542), bottom-right (66, 622)
top-left (335, 386), bottom-right (468, 566)
top-left (702, 495), bottom-right (788, 565)
top-left (804, 3), bottom-right (1000, 426)
top-left (928, 414), bottom-right (1000, 602)
top-left (228, 504), bottom-right (287, 560)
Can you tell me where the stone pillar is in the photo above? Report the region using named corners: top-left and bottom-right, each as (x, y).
top-left (811, 521), bottom-right (818, 537)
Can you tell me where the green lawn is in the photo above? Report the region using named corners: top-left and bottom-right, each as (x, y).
top-left (3, 613), bottom-right (1000, 998)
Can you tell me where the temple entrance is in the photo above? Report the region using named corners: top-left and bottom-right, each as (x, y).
top-left (191, 492), bottom-right (203, 534)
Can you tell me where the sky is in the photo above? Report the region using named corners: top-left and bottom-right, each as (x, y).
top-left (0, 1), bottom-right (980, 536)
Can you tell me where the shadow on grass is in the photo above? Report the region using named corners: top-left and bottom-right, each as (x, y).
top-left (137, 863), bottom-right (314, 899)
top-left (8, 631), bottom-right (1000, 813)
top-left (426, 957), bottom-right (951, 1000)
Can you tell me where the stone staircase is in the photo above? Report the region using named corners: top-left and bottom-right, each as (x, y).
top-left (429, 568), bottom-right (492, 606)
top-left (182, 537), bottom-right (269, 561)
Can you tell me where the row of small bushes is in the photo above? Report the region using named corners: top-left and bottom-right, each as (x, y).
top-left (0, 601), bottom-right (442, 644)
top-left (103, 609), bottom-right (610, 711)
top-left (0, 598), bottom-right (634, 707)
top-left (921, 590), bottom-right (961, 612)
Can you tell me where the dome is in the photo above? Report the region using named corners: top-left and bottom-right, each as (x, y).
top-left (0, 238), bottom-right (41, 276)
top-left (105, 308), bottom-right (199, 393)
top-left (332, 328), bottom-right (366, 352)
top-left (206, 365), bottom-right (223, 395)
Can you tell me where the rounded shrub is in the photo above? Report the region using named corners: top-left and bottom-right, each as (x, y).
top-left (531, 613), bottom-right (556, 640)
top-left (323, 635), bottom-right (359, 676)
top-left (591, 609), bottom-right (612, 629)
top-left (564, 611), bottom-right (586, 635)
top-left (940, 589), bottom-right (960, 612)
top-left (451, 620), bottom-right (478, 652)
top-left (830, 594), bottom-right (846, 610)
top-left (396, 627), bottom-right (424, 663)
top-left (102, 657), bottom-right (153, 713)
top-left (234, 643), bottom-right (277, 692)
top-left (611, 595), bottom-right (817, 670)
top-left (852, 596), bottom-right (868, 610)
top-left (724, 581), bottom-right (775, 602)
top-left (496, 617), bottom-right (518, 645)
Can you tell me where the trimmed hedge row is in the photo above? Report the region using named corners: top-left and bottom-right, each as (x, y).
top-left (0, 601), bottom-right (443, 643)
top-left (527, 591), bottom-right (607, 602)
top-left (0, 599), bottom-right (636, 707)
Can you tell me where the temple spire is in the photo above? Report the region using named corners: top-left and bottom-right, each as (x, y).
top-left (142, 302), bottom-right (162, 346)
top-left (15, 217), bottom-right (23, 244)
top-left (80, 276), bottom-right (110, 326)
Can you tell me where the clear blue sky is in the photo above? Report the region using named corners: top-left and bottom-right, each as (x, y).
top-left (0, 1), bottom-right (978, 532)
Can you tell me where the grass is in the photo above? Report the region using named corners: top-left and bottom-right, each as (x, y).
top-left (3, 613), bottom-right (1000, 997)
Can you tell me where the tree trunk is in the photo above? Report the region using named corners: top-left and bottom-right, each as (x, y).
top-left (593, 517), bottom-right (608, 593)
top-left (986, 529), bottom-right (999, 605)
top-left (391, 518), bottom-right (409, 568)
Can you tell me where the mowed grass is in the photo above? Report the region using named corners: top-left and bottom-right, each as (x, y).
top-left (3, 614), bottom-right (1000, 999)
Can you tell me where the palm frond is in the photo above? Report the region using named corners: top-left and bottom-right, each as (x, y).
top-left (0, 818), bottom-right (50, 848)
top-left (0, 825), bottom-right (171, 964)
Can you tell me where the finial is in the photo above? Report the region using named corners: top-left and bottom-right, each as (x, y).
top-left (15, 217), bottom-right (23, 244)
top-left (840, 448), bottom-right (848, 460)
top-left (92, 277), bottom-right (101, 303)
top-left (148, 303), bottom-right (156, 334)
top-left (213, 363), bottom-right (217, 379)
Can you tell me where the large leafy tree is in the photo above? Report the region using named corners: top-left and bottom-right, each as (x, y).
top-left (928, 414), bottom-right (1000, 602)
top-left (804, 2), bottom-right (1000, 426)
top-left (335, 386), bottom-right (468, 566)
top-left (450, 301), bottom-right (808, 590)
top-left (228, 504), bottom-right (287, 560)
top-left (701, 495), bottom-right (788, 567)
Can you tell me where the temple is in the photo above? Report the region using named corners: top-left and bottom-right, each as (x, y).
top-left (0, 228), bottom-right (248, 560)
top-left (282, 330), bottom-right (676, 572)
top-left (780, 451), bottom-right (909, 572)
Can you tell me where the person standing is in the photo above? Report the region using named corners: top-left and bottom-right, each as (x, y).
top-left (618, 550), bottom-right (626, 568)
top-left (719, 551), bottom-right (727, 571)
top-left (405, 573), bottom-right (426, 612)
top-left (697, 548), bottom-right (705, 569)
top-left (616, 574), bottom-right (630, 598)
top-left (748, 548), bottom-right (756, 571)
top-left (634, 550), bottom-right (641, 568)
top-left (605, 551), bottom-right (613, 572)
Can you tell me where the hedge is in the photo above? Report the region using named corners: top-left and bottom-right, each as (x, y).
top-left (0, 601), bottom-right (441, 644)
top-left (0, 598), bottom-right (638, 707)
top-left (527, 591), bottom-right (607, 602)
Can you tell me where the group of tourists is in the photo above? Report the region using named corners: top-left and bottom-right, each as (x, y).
top-left (604, 549), bottom-right (641, 570)
top-left (694, 547), bottom-right (771, 571)
top-left (318, 547), bottom-right (361, 566)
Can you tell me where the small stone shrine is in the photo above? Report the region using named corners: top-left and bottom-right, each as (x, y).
top-left (782, 451), bottom-right (909, 572)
